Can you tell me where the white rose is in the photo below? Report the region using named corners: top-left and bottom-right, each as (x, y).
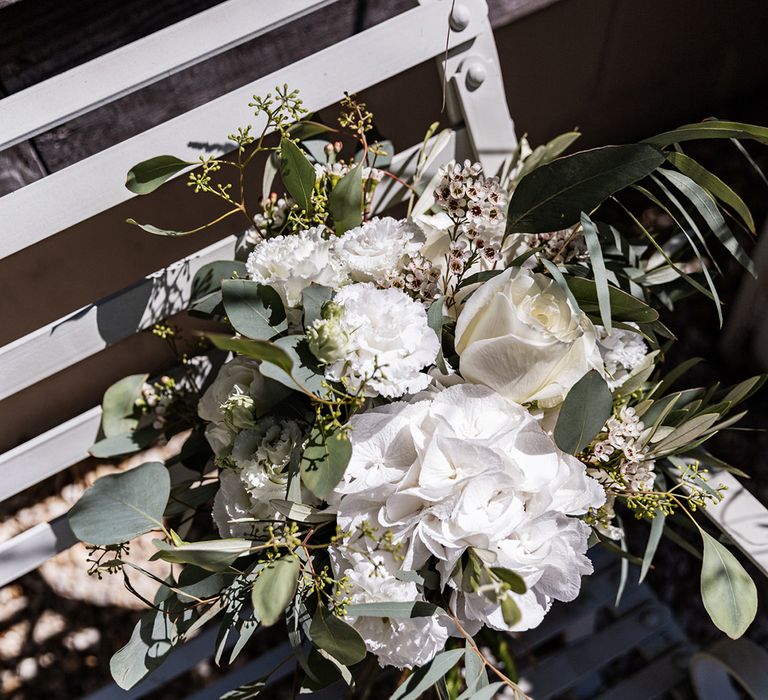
top-left (198, 357), bottom-right (288, 455)
top-left (324, 284), bottom-right (440, 398)
top-left (246, 227), bottom-right (346, 308)
top-left (330, 384), bottom-right (604, 633)
top-left (330, 549), bottom-right (449, 669)
top-left (333, 217), bottom-right (422, 283)
top-left (455, 267), bottom-right (603, 407)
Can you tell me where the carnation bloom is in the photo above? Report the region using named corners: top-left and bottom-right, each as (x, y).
top-left (455, 266), bottom-right (603, 407)
top-left (330, 550), bottom-right (449, 669)
top-left (212, 417), bottom-right (304, 538)
top-left (330, 384), bottom-right (605, 634)
top-left (333, 217), bottom-right (422, 283)
top-left (324, 283), bottom-right (439, 398)
top-left (246, 227), bottom-right (345, 308)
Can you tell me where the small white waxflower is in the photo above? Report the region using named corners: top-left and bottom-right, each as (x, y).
top-left (332, 217), bottom-right (423, 284)
top-left (246, 227), bottom-right (345, 308)
top-left (323, 283), bottom-right (440, 398)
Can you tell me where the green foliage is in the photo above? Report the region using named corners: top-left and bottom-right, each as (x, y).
top-left (346, 602), bottom-right (440, 618)
top-left (309, 604), bottom-right (367, 666)
top-left (700, 529), bottom-right (758, 638)
top-left (152, 538), bottom-right (253, 572)
top-left (221, 279), bottom-right (287, 339)
top-left (302, 284), bottom-right (334, 327)
top-left (191, 260), bottom-right (248, 301)
top-left (69, 462), bottom-right (170, 545)
top-left (300, 426), bottom-right (353, 500)
top-left (89, 427), bottom-right (161, 458)
top-left (554, 371), bottom-right (613, 454)
top-left (101, 373), bottom-right (147, 437)
top-left (565, 276), bottom-right (659, 324)
top-left (580, 212), bottom-right (612, 331)
top-left (506, 143), bottom-right (665, 233)
top-left (251, 555), bottom-right (300, 626)
top-left (280, 138), bottom-right (316, 214)
top-left (390, 648), bottom-right (464, 700)
top-left (126, 155), bottom-right (194, 195)
top-left (644, 119), bottom-right (768, 147)
top-left (328, 162), bottom-right (363, 233)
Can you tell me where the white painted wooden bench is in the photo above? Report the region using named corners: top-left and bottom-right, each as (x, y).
top-left (0, 1), bottom-right (765, 697)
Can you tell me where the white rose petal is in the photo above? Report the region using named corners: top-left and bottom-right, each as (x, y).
top-left (455, 267), bottom-right (604, 406)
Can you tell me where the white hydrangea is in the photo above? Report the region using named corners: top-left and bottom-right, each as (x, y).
top-left (323, 284), bottom-right (440, 398)
top-left (331, 549), bottom-right (450, 669)
top-left (212, 416), bottom-right (303, 538)
top-left (329, 384), bottom-right (605, 635)
top-left (333, 217), bottom-right (422, 283)
top-left (246, 227), bottom-right (345, 308)
top-left (596, 324), bottom-right (649, 390)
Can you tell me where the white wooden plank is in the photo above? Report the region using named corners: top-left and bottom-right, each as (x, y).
top-left (702, 471), bottom-right (768, 577)
top-left (0, 0), bottom-right (337, 150)
top-left (0, 0), bottom-right (488, 259)
top-left (0, 514), bottom-right (77, 587)
top-left (0, 235), bottom-right (236, 402)
top-left (0, 406), bottom-right (102, 502)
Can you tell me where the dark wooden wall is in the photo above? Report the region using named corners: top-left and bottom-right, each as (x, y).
top-left (1, 0), bottom-right (768, 453)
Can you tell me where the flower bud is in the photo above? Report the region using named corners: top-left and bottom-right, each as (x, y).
top-left (307, 314), bottom-right (350, 365)
top-left (221, 391), bottom-right (257, 431)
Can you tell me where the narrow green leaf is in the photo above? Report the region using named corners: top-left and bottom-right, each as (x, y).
top-left (220, 677), bottom-right (268, 699)
top-left (566, 276), bottom-right (658, 323)
top-left (500, 595), bottom-right (522, 627)
top-left (639, 511), bottom-right (665, 583)
top-left (666, 151), bottom-right (755, 234)
top-left (700, 529), bottom-right (757, 638)
top-left (207, 333), bottom-right (294, 374)
top-left (580, 212), bottom-right (612, 331)
top-left (69, 462), bottom-right (170, 545)
top-left (126, 155), bottom-right (194, 195)
top-left (456, 683), bottom-right (505, 700)
top-left (270, 499), bottom-right (336, 524)
top-left (657, 168), bottom-right (755, 275)
top-left (280, 138), bottom-right (316, 214)
top-left (328, 162), bottom-right (363, 233)
top-left (645, 120), bottom-right (768, 148)
top-left (152, 538), bottom-right (253, 572)
top-left (615, 525), bottom-right (629, 606)
top-left (101, 373), bottom-right (147, 437)
top-left (506, 144), bottom-right (665, 233)
top-left (511, 130), bottom-right (581, 184)
top-left (309, 604), bottom-right (367, 666)
top-left (553, 370), bottom-right (613, 454)
top-left (126, 219), bottom-right (204, 237)
top-left (723, 375), bottom-right (767, 406)
top-left (251, 555), bottom-right (300, 626)
top-left (300, 427), bottom-right (352, 500)
top-left (221, 279), bottom-right (287, 339)
top-left (427, 297), bottom-right (447, 373)
top-left (489, 568), bottom-right (527, 594)
top-left (390, 649), bottom-right (463, 700)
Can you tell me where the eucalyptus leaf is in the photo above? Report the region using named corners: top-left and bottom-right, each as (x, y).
top-left (89, 427), bottom-right (161, 458)
top-left (101, 373), bottom-right (148, 437)
top-left (500, 595), bottom-right (522, 627)
top-left (580, 212), bottom-right (612, 331)
top-left (506, 144), bottom-right (665, 233)
top-left (192, 260), bottom-right (248, 301)
top-left (565, 276), bottom-right (658, 323)
top-left (639, 511), bottom-right (665, 583)
top-left (126, 155), bottom-right (194, 195)
top-left (300, 427), bottom-right (352, 500)
top-left (553, 371), bottom-right (613, 454)
top-left (309, 604), bottom-right (367, 666)
top-left (302, 284), bottom-right (334, 328)
top-left (152, 538), bottom-right (253, 572)
top-left (489, 567), bottom-right (526, 594)
top-left (110, 608), bottom-right (177, 689)
top-left (251, 555), bottom-right (300, 626)
top-left (258, 334), bottom-right (327, 396)
top-left (280, 138), bottom-right (316, 214)
top-left (456, 683), bottom-right (505, 700)
top-left (329, 162), bottom-right (363, 233)
top-left (69, 462), bottom-right (170, 545)
top-left (700, 529), bottom-right (757, 638)
top-left (221, 279), bottom-right (287, 339)
top-left (270, 499), bottom-right (336, 524)
top-left (126, 218), bottom-right (209, 237)
top-left (207, 333), bottom-right (294, 374)
top-left (390, 648), bottom-right (464, 700)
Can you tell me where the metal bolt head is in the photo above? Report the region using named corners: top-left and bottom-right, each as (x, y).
top-left (450, 4), bottom-right (471, 31)
top-left (465, 61), bottom-right (487, 89)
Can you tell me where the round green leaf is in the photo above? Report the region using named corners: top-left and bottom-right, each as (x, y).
top-left (222, 279), bottom-right (287, 339)
top-left (251, 555), bottom-right (300, 626)
top-left (69, 462), bottom-right (170, 545)
top-left (700, 530), bottom-right (758, 639)
top-left (553, 370), bottom-right (613, 455)
top-left (101, 373), bottom-right (148, 438)
top-left (300, 428), bottom-right (352, 500)
top-left (309, 604), bottom-right (367, 666)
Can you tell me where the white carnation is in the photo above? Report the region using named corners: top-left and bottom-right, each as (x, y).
top-left (246, 227), bottom-right (345, 308)
top-left (333, 217), bottom-right (422, 283)
top-left (596, 324), bottom-right (649, 390)
top-left (212, 416), bottom-right (303, 538)
top-left (324, 284), bottom-right (439, 398)
top-left (331, 550), bottom-right (449, 669)
top-left (330, 384), bottom-right (604, 634)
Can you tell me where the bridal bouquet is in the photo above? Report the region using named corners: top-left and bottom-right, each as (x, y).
top-left (69, 88), bottom-right (766, 698)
